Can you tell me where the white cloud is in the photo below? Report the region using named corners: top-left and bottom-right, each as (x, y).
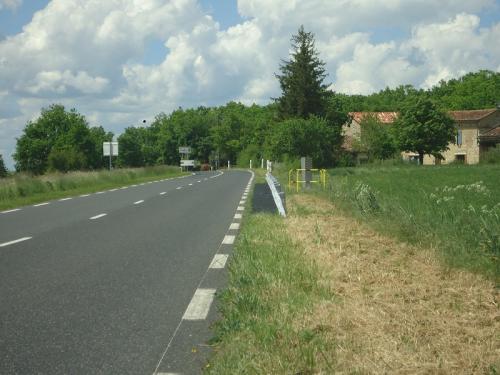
top-left (0, 0), bottom-right (22, 11)
top-left (0, 0), bottom-right (499, 168)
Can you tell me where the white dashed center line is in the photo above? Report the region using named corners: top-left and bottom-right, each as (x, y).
top-left (209, 254), bottom-right (229, 269)
top-left (0, 237), bottom-right (32, 248)
top-left (182, 289), bottom-right (216, 320)
top-left (34, 202), bottom-right (49, 207)
top-left (176, 187), bottom-right (182, 190)
top-left (160, 192), bottom-right (167, 195)
top-left (90, 213), bottom-right (107, 220)
top-left (134, 200), bottom-right (144, 205)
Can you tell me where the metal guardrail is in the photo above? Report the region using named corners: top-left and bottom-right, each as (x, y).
top-left (288, 169), bottom-right (327, 192)
top-left (266, 172), bottom-right (286, 217)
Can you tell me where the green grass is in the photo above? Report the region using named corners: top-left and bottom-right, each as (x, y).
top-left (0, 165), bottom-right (186, 210)
top-left (206, 212), bottom-right (334, 374)
top-left (324, 164), bottom-right (500, 280)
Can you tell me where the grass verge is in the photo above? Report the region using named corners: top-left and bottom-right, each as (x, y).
top-left (208, 191), bottom-right (499, 373)
top-left (0, 165), bottom-right (186, 210)
top-left (325, 164), bottom-right (500, 281)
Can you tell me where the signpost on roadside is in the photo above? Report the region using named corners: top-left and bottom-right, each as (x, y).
top-left (103, 141), bottom-right (119, 171)
top-left (179, 146), bottom-right (192, 171)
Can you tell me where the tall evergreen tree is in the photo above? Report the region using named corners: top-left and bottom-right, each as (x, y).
top-left (0, 154), bottom-right (8, 178)
top-left (275, 26), bottom-right (328, 119)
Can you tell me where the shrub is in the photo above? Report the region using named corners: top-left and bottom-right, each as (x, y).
top-left (480, 146), bottom-right (500, 164)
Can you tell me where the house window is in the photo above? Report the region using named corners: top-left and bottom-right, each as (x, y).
top-left (455, 154), bottom-right (466, 164)
top-left (456, 129), bottom-right (463, 146)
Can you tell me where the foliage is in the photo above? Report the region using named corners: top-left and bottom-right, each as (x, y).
top-left (13, 104), bottom-right (112, 174)
top-left (334, 70), bottom-right (499, 112)
top-left (0, 154), bottom-right (7, 178)
top-left (47, 148), bottom-right (86, 172)
top-left (275, 26), bottom-right (328, 119)
top-left (265, 116), bottom-right (340, 167)
top-left (355, 114), bottom-right (397, 160)
top-left (393, 97), bottom-right (456, 164)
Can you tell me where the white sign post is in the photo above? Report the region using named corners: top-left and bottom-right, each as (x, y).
top-left (180, 160), bottom-right (195, 167)
top-left (179, 146), bottom-right (192, 171)
top-left (103, 142), bottom-right (119, 170)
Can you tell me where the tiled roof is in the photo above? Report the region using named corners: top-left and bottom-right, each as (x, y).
top-left (448, 108), bottom-right (497, 121)
top-left (479, 126), bottom-right (500, 138)
top-left (349, 112), bottom-right (398, 124)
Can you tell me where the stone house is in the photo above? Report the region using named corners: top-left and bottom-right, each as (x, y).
top-left (343, 108), bottom-right (500, 165)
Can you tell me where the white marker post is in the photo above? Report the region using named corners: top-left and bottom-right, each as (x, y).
top-left (250, 159), bottom-right (252, 169)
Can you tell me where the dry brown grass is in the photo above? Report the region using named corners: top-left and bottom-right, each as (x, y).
top-left (286, 194), bottom-right (499, 374)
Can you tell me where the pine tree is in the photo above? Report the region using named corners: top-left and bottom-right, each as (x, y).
top-left (275, 26), bottom-right (328, 119)
top-left (0, 154), bottom-right (8, 178)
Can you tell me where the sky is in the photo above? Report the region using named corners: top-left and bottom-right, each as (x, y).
top-left (1, 0), bottom-right (499, 169)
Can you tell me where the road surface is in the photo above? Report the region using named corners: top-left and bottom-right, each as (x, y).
top-left (0, 170), bottom-right (252, 374)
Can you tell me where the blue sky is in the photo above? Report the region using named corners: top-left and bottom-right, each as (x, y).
top-left (0, 0), bottom-right (499, 169)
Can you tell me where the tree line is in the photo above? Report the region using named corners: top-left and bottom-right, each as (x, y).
top-left (5, 26), bottom-right (499, 175)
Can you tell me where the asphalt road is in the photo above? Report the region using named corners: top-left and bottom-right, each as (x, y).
top-left (0, 170), bottom-right (251, 374)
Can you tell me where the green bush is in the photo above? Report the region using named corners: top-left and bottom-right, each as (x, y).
top-left (480, 146), bottom-right (500, 164)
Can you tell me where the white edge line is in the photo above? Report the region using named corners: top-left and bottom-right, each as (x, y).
top-left (182, 288), bottom-right (216, 320)
top-left (34, 202), bottom-right (49, 207)
top-left (1, 208), bottom-right (21, 214)
top-left (59, 197), bottom-right (72, 201)
top-left (222, 235), bottom-right (235, 244)
top-left (0, 237), bottom-right (32, 248)
top-left (209, 254), bottom-right (229, 269)
top-left (229, 223), bottom-right (240, 230)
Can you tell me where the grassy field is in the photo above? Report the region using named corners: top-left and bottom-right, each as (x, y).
top-left (0, 165), bottom-right (186, 210)
top-left (208, 184), bottom-right (498, 373)
top-left (325, 164), bottom-right (500, 280)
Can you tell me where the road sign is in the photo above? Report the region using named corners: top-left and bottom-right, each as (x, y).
top-left (179, 146), bottom-right (191, 154)
top-left (180, 160), bottom-right (195, 167)
top-left (103, 142), bottom-right (119, 156)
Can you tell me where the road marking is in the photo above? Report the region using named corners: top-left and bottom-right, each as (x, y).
top-left (1, 208), bottom-right (21, 214)
top-left (239, 200), bottom-right (246, 205)
top-left (188, 183), bottom-right (193, 186)
top-left (237, 206), bottom-right (244, 211)
top-left (234, 213), bottom-right (242, 219)
top-left (132, 184), bottom-right (138, 187)
top-left (182, 289), bottom-right (216, 320)
top-left (229, 223), bottom-right (240, 230)
top-left (109, 188), bottom-right (118, 192)
top-left (58, 197), bottom-right (72, 202)
top-left (80, 194), bottom-right (90, 197)
top-left (96, 191), bottom-right (105, 194)
top-left (197, 180), bottom-right (201, 183)
top-left (176, 187), bottom-right (182, 190)
top-left (90, 213), bottom-right (107, 220)
top-left (0, 237), bottom-right (32, 248)
top-left (134, 200), bottom-right (144, 205)
top-left (120, 186), bottom-right (128, 190)
top-left (34, 202), bottom-right (49, 207)
top-left (160, 192), bottom-right (167, 195)
top-left (204, 178), bottom-right (208, 181)
top-left (209, 254), bottom-right (229, 269)
top-left (222, 235), bottom-right (235, 244)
